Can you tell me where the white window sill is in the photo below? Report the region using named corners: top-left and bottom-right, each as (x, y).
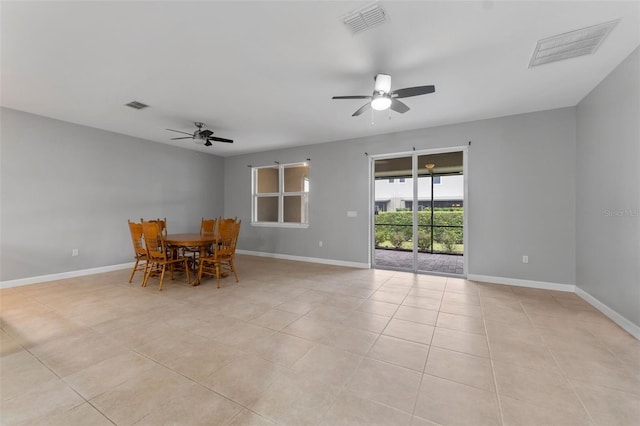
top-left (251, 222), bottom-right (309, 229)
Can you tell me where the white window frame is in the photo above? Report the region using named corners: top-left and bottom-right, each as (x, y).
top-left (251, 162), bottom-right (309, 228)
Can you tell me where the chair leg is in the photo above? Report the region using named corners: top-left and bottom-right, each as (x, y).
top-left (142, 262), bottom-right (153, 287)
top-left (215, 263), bottom-right (221, 288)
top-left (159, 264), bottom-right (167, 291)
top-left (197, 259), bottom-right (205, 285)
top-left (184, 259), bottom-right (191, 285)
top-left (129, 259), bottom-right (139, 283)
top-left (229, 259), bottom-right (239, 283)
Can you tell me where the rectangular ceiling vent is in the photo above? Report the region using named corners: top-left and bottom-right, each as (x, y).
top-left (529, 20), bottom-right (619, 68)
top-left (342, 3), bottom-right (388, 34)
top-left (125, 101), bottom-right (149, 110)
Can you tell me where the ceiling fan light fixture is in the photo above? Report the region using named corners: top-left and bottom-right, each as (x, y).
top-left (374, 74), bottom-right (391, 93)
top-left (371, 95), bottom-right (392, 111)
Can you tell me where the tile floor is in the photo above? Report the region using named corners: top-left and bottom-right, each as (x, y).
top-left (1, 255), bottom-right (639, 425)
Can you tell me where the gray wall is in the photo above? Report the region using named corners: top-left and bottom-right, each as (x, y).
top-left (225, 107), bottom-right (577, 286)
top-left (576, 47), bottom-right (640, 326)
top-left (0, 108), bottom-right (225, 282)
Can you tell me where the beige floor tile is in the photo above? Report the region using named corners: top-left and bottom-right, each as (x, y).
top-left (321, 391), bottom-right (413, 426)
top-left (38, 402), bottom-right (113, 426)
top-left (393, 305), bottom-right (438, 326)
top-left (489, 339), bottom-right (561, 373)
top-left (164, 338), bottom-right (244, 382)
top-left (407, 287), bottom-right (443, 301)
top-left (367, 335), bottom-right (429, 372)
top-left (249, 308), bottom-right (301, 330)
top-left (274, 299), bottom-right (318, 315)
top-left (383, 318), bottom-right (435, 345)
top-left (402, 295), bottom-right (442, 311)
top-left (499, 394), bottom-right (593, 426)
top-left (341, 310), bottom-right (391, 333)
top-left (250, 370), bottom-right (340, 426)
top-left (305, 304), bottom-right (353, 323)
top-left (369, 290), bottom-right (407, 304)
top-left (415, 373), bottom-right (501, 426)
top-left (0, 379), bottom-right (85, 425)
top-left (281, 316), bottom-right (337, 342)
top-left (484, 317), bottom-right (545, 346)
top-left (411, 415), bottom-right (443, 426)
top-left (444, 278), bottom-right (478, 295)
top-left (133, 383), bottom-right (243, 426)
top-left (321, 326), bottom-right (379, 355)
top-left (425, 346), bottom-right (494, 391)
top-left (436, 311), bottom-right (486, 335)
top-left (89, 364), bottom-right (194, 425)
top-left (1, 350), bottom-right (60, 401)
top-left (32, 330), bottom-right (129, 378)
top-left (346, 357), bottom-right (422, 414)
top-left (492, 360), bottom-right (586, 414)
top-left (227, 409), bottom-right (277, 426)
top-left (62, 350), bottom-right (159, 400)
top-left (431, 326), bottom-right (489, 358)
top-left (2, 259), bottom-right (638, 426)
top-left (439, 300), bottom-right (483, 318)
top-left (571, 380), bottom-right (640, 426)
top-left (213, 321), bottom-right (275, 349)
top-left (323, 294), bottom-right (367, 311)
top-left (203, 353), bottom-right (285, 407)
top-left (357, 299), bottom-right (400, 317)
top-left (552, 348), bottom-right (640, 395)
top-left (252, 331), bottom-right (315, 367)
top-left (442, 291), bottom-right (480, 306)
top-left (292, 343), bottom-right (363, 388)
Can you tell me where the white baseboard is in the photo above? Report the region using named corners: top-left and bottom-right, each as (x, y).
top-left (1, 262), bottom-right (134, 289)
top-left (575, 287), bottom-right (640, 340)
top-left (467, 274), bottom-right (575, 293)
top-left (236, 250), bottom-right (369, 269)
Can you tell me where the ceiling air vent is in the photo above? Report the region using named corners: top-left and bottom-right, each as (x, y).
top-left (342, 3), bottom-right (388, 34)
top-left (125, 101), bottom-right (149, 110)
top-left (529, 20), bottom-right (619, 67)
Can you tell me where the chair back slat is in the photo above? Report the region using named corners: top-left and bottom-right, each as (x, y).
top-left (215, 219), bottom-right (241, 259)
top-left (128, 220), bottom-right (146, 257)
top-left (201, 217), bottom-right (217, 236)
top-left (142, 221), bottom-right (168, 261)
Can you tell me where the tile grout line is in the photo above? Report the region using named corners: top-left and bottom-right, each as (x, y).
top-left (478, 288), bottom-right (506, 426)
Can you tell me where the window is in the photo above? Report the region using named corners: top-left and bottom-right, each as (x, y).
top-left (252, 162), bottom-right (309, 227)
top-left (433, 176), bottom-right (441, 184)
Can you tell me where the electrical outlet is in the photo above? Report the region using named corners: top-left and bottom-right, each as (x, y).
top-left (319, 241), bottom-right (323, 247)
top-left (72, 249), bottom-right (79, 257)
top-left (522, 255), bottom-right (528, 264)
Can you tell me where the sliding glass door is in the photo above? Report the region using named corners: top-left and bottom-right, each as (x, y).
top-left (373, 150), bottom-right (465, 276)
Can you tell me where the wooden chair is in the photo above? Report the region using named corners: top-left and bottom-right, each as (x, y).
top-left (198, 220), bottom-right (241, 288)
top-left (127, 220), bottom-right (148, 284)
top-left (183, 217), bottom-right (217, 265)
top-left (141, 220), bottom-right (190, 291)
top-left (146, 217), bottom-right (167, 237)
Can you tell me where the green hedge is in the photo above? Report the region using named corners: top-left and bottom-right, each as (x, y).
top-left (375, 209), bottom-right (463, 253)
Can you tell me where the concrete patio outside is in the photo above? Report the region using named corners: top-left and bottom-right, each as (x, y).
top-left (374, 249), bottom-right (464, 275)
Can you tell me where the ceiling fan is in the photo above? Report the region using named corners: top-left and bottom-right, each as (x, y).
top-left (166, 122), bottom-right (233, 146)
top-left (332, 74), bottom-right (435, 116)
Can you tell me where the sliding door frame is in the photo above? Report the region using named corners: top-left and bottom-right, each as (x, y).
top-left (369, 146), bottom-right (468, 277)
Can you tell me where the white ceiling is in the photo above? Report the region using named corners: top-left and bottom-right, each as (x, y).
top-left (2, 1), bottom-right (639, 157)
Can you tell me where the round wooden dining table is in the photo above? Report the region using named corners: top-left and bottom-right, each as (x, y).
top-left (165, 233), bottom-right (216, 285)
